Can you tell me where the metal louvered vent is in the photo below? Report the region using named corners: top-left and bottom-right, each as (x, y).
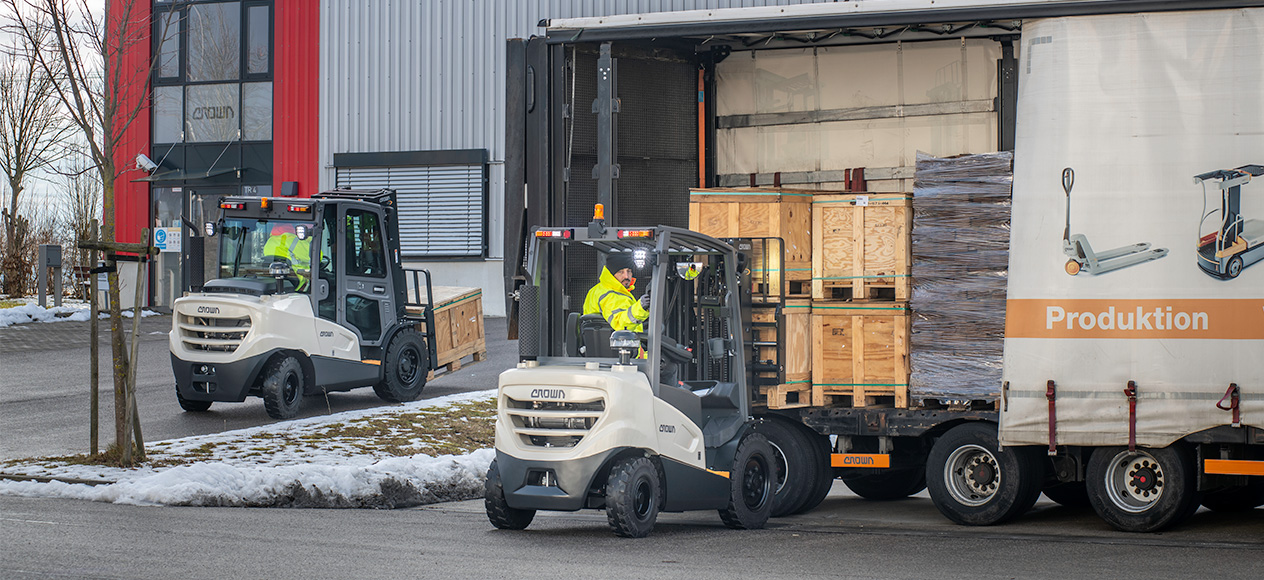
top-left (336, 164), bottom-right (486, 257)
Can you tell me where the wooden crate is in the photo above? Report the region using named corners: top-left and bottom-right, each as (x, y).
top-left (689, 188), bottom-right (813, 299)
top-left (812, 194), bottom-right (911, 301)
top-left (412, 286), bottom-right (487, 378)
top-left (751, 300), bottom-right (811, 409)
top-left (811, 302), bottom-right (910, 408)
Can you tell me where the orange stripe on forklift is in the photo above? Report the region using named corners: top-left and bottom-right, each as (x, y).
top-left (1205, 459), bottom-right (1264, 476)
top-left (361, 359), bottom-right (381, 365)
top-left (706, 469), bottom-right (730, 479)
top-left (831, 454), bottom-right (890, 468)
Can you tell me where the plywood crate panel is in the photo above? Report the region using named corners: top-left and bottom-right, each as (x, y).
top-left (811, 302), bottom-right (910, 408)
top-left (689, 188), bottom-right (813, 298)
top-left (812, 194), bottom-right (911, 301)
top-left (409, 286), bottom-right (487, 377)
top-left (751, 300), bottom-right (812, 409)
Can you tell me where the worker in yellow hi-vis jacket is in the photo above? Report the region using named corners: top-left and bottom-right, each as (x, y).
top-left (582, 252), bottom-right (649, 333)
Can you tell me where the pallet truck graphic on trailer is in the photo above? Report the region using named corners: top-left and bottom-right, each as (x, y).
top-left (1195, 165), bottom-right (1264, 279)
top-left (1061, 167), bottom-right (1169, 275)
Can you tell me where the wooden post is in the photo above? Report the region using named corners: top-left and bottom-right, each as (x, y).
top-left (121, 228), bottom-right (150, 465)
top-left (88, 220), bottom-right (99, 456)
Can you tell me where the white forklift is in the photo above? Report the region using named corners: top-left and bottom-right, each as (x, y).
top-left (485, 218), bottom-right (776, 537)
top-left (1195, 164), bottom-right (1264, 279)
top-left (169, 189), bottom-right (437, 419)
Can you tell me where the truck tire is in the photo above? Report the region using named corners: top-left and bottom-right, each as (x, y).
top-left (719, 432), bottom-right (774, 529)
top-left (752, 418), bottom-right (815, 517)
top-left (842, 466), bottom-right (927, 501)
top-left (794, 429), bottom-right (835, 515)
top-left (1042, 481), bottom-right (1091, 508)
top-left (1200, 479), bottom-right (1264, 512)
top-left (374, 329), bottom-right (428, 403)
top-left (606, 455), bottom-right (662, 538)
top-left (1086, 444), bottom-right (1200, 532)
top-left (485, 460), bottom-right (534, 530)
top-left (261, 355), bottom-right (304, 420)
top-left (927, 422), bottom-right (1044, 526)
top-left (176, 386), bottom-right (212, 412)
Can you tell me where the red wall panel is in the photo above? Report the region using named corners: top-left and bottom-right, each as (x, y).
top-left (108, 0), bottom-right (152, 244)
top-left (274, 1), bottom-right (320, 198)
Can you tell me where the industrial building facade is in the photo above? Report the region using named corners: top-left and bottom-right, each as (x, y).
top-left (112, 0), bottom-right (833, 315)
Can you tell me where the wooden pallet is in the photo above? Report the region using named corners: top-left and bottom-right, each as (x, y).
top-left (407, 286), bottom-right (487, 379)
top-left (760, 382), bottom-right (813, 409)
top-left (690, 188), bottom-right (813, 301)
top-left (812, 194), bottom-right (911, 301)
top-left (811, 302), bottom-right (910, 408)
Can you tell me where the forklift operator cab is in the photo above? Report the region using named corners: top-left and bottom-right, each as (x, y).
top-left (487, 224), bottom-right (774, 538)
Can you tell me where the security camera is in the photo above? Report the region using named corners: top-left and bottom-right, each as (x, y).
top-left (135, 153), bottom-right (158, 174)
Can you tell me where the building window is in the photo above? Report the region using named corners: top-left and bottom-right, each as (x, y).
top-left (246, 4), bottom-right (270, 75)
top-left (153, 86), bottom-right (183, 143)
top-left (156, 11), bottom-right (181, 79)
top-left (187, 2), bottom-right (241, 82)
top-left (185, 83), bottom-right (240, 142)
top-left (242, 82), bottom-right (272, 141)
top-left (335, 151), bottom-right (489, 259)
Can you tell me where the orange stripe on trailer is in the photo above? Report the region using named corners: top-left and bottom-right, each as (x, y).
top-left (831, 454), bottom-right (890, 468)
top-left (1204, 459), bottom-right (1264, 476)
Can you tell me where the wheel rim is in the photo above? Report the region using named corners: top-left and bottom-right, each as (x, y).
top-left (1103, 450), bottom-right (1164, 513)
top-left (397, 346), bottom-right (421, 385)
top-left (743, 455), bottom-right (771, 511)
top-left (944, 444), bottom-right (1001, 507)
top-left (283, 371), bottom-right (299, 405)
top-left (633, 478), bottom-right (654, 520)
top-left (1229, 258), bottom-right (1242, 277)
top-left (768, 440), bottom-right (789, 495)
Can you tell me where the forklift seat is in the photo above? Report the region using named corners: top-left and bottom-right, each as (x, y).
top-left (578, 314), bottom-right (616, 358)
top-left (564, 312), bottom-right (580, 356)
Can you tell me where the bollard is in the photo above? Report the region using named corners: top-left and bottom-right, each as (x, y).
top-left (37, 244), bottom-right (63, 308)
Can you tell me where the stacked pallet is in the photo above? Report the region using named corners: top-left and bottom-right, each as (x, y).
top-left (414, 286), bottom-right (488, 379)
top-left (688, 188), bottom-right (814, 299)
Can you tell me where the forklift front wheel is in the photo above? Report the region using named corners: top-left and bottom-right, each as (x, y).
top-left (719, 432), bottom-right (775, 530)
top-left (374, 329), bottom-right (428, 403)
top-left (606, 455), bottom-right (663, 538)
top-left (1227, 256), bottom-right (1243, 279)
top-left (1064, 260), bottom-right (1081, 276)
top-left (261, 355), bottom-right (305, 420)
top-left (175, 385), bottom-right (212, 412)
top-left (485, 460), bottom-right (535, 530)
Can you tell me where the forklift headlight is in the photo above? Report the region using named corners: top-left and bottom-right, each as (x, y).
top-left (610, 330), bottom-right (639, 350)
top-left (204, 222), bottom-right (217, 237)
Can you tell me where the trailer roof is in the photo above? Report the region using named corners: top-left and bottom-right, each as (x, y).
top-left (545, 0), bottom-right (1264, 45)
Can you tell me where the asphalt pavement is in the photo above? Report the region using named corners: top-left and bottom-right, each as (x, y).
top-left (0, 314), bottom-right (516, 460)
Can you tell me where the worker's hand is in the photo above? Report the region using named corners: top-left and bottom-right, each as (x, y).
top-left (638, 292), bottom-right (651, 310)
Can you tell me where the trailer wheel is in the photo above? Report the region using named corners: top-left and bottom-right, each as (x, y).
top-left (606, 455), bottom-right (662, 538)
top-left (1200, 479), bottom-right (1264, 512)
top-left (1042, 481), bottom-right (1091, 508)
top-left (484, 460), bottom-right (534, 530)
top-left (752, 419), bottom-right (815, 516)
top-left (719, 432), bottom-right (774, 529)
top-left (261, 355), bottom-right (304, 420)
top-left (794, 429), bottom-right (836, 515)
top-left (842, 466), bottom-right (927, 501)
top-left (374, 329), bottom-right (428, 403)
top-left (927, 423), bottom-right (1043, 526)
top-left (1086, 445), bottom-right (1199, 532)
top-left (176, 386), bottom-right (212, 412)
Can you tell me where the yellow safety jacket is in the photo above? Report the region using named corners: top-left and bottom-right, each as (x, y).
top-left (262, 232), bottom-right (312, 291)
top-left (583, 266), bottom-right (649, 333)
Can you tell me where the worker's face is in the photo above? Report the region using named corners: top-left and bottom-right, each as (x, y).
top-left (613, 267), bottom-right (634, 288)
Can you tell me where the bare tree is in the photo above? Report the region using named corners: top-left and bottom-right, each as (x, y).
top-left (57, 147), bottom-right (100, 299)
top-left (4, 0), bottom-right (167, 465)
top-left (0, 24), bottom-right (69, 297)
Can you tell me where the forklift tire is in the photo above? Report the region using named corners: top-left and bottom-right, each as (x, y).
top-left (927, 422), bottom-right (1044, 526)
top-left (752, 419), bottom-right (815, 517)
top-left (176, 386), bottom-right (212, 412)
top-left (261, 355), bottom-right (304, 420)
top-left (842, 466), bottom-right (928, 501)
top-left (1227, 256), bottom-right (1244, 279)
top-left (793, 429), bottom-right (836, 515)
top-left (605, 455), bottom-right (662, 538)
top-left (374, 329), bottom-right (428, 403)
top-left (484, 460), bottom-right (534, 530)
top-left (719, 432), bottom-right (775, 530)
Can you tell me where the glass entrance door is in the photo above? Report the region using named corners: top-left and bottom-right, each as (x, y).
top-left (150, 187), bottom-right (183, 309)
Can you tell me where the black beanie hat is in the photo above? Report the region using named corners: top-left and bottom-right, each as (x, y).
top-left (606, 252), bottom-right (635, 274)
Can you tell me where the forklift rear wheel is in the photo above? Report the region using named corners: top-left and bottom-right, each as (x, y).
top-left (1065, 260), bottom-right (1081, 275)
top-left (927, 422), bottom-right (1044, 526)
top-left (605, 455), bottom-right (662, 538)
top-left (752, 419), bottom-right (815, 517)
top-left (261, 355), bottom-right (304, 420)
top-left (175, 386), bottom-right (212, 412)
top-left (1086, 444), bottom-right (1200, 532)
top-left (484, 460), bottom-right (535, 530)
top-left (719, 432), bottom-right (774, 530)
top-left (374, 329), bottom-right (428, 403)
top-left (1227, 256), bottom-right (1243, 279)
